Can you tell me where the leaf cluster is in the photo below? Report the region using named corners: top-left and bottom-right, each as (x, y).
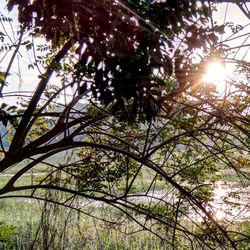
top-left (6, 0), bottom-right (214, 121)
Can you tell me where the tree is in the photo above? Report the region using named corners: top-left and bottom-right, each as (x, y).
top-left (5, 0), bottom-right (216, 122)
top-left (0, 0), bottom-right (250, 248)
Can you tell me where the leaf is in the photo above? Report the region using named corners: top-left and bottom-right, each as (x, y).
top-left (0, 72), bottom-right (5, 82)
top-left (212, 25), bottom-right (225, 34)
top-left (0, 103), bottom-right (7, 109)
top-left (25, 43), bottom-right (32, 51)
top-left (7, 105), bottom-right (17, 111)
top-left (2, 119), bottom-right (7, 127)
top-left (28, 64), bottom-right (34, 70)
top-left (9, 117), bottom-right (18, 129)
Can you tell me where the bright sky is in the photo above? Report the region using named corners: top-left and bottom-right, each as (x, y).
top-left (0, 2), bottom-right (40, 104)
top-left (214, 3), bottom-right (250, 61)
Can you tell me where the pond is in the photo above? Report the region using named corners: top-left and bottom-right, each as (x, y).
top-left (194, 181), bottom-right (250, 222)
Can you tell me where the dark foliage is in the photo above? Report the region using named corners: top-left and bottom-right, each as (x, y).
top-left (6, 0), bottom-right (214, 121)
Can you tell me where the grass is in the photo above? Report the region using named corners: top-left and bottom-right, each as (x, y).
top-left (0, 168), bottom-right (167, 249)
top-left (0, 197), bottom-right (164, 249)
top-left (219, 168), bottom-right (250, 186)
top-left (0, 158), bottom-right (250, 249)
top-left (0, 167), bottom-right (195, 249)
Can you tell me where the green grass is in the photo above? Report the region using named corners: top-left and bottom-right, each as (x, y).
top-left (0, 197), bottom-right (164, 249)
top-left (0, 160), bottom-right (250, 249)
top-left (219, 169), bottom-right (250, 186)
top-left (0, 166), bottom-right (166, 249)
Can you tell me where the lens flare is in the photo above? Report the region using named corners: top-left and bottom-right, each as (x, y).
top-left (203, 62), bottom-right (227, 83)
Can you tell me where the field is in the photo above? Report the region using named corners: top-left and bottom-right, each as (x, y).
top-left (0, 159), bottom-right (250, 249)
top-left (0, 159), bottom-right (167, 250)
top-left (0, 191), bottom-right (164, 249)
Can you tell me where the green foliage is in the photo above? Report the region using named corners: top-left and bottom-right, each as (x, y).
top-left (0, 103), bottom-right (18, 129)
top-left (0, 72), bottom-right (5, 82)
top-left (0, 221), bottom-right (18, 245)
top-left (60, 146), bottom-right (138, 192)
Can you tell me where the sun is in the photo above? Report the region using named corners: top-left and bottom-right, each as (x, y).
top-left (214, 209), bottom-right (225, 221)
top-left (203, 61), bottom-right (227, 84)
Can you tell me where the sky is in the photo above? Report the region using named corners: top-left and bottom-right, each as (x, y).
top-left (0, 2), bottom-right (250, 105)
top-left (215, 3), bottom-right (250, 61)
top-left (0, 2), bottom-right (39, 104)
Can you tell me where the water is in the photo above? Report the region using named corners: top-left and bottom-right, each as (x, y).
top-left (206, 181), bottom-right (250, 222)
top-left (19, 180), bottom-right (250, 224)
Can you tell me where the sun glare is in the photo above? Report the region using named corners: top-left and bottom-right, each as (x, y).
top-left (215, 209), bottom-right (225, 221)
top-left (204, 62), bottom-right (227, 82)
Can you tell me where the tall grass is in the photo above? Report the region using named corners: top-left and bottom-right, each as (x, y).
top-left (0, 165), bottom-right (250, 249)
top-left (0, 196), bottom-right (165, 249)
